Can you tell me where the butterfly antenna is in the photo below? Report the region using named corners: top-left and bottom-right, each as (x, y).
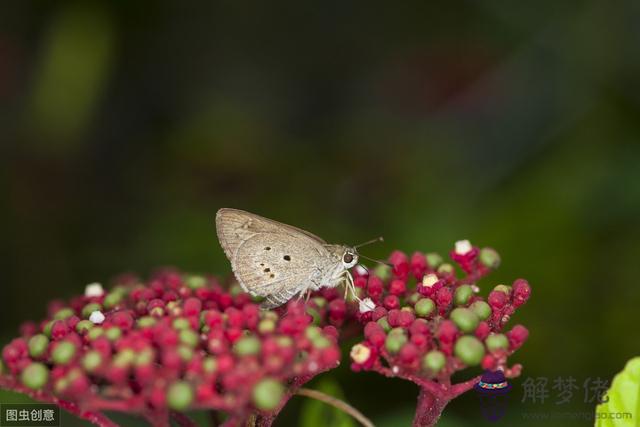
top-left (359, 253), bottom-right (392, 267)
top-left (354, 236), bottom-right (384, 249)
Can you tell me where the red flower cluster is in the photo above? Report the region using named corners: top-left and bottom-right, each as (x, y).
top-left (0, 271), bottom-right (341, 427)
top-left (348, 241), bottom-right (531, 427)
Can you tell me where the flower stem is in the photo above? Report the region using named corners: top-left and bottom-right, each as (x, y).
top-left (296, 387), bottom-right (375, 427)
top-left (412, 388), bottom-right (449, 427)
top-left (171, 411), bottom-right (198, 427)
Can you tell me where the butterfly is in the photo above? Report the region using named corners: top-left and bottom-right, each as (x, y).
top-left (216, 208), bottom-right (380, 309)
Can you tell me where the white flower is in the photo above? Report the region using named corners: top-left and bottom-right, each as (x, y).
top-left (355, 265), bottom-right (368, 276)
top-left (350, 343), bottom-right (372, 364)
top-left (84, 282), bottom-right (104, 298)
top-left (455, 239), bottom-right (473, 255)
top-left (359, 297), bottom-right (376, 313)
top-left (89, 311), bottom-right (105, 324)
top-left (422, 273), bottom-right (439, 288)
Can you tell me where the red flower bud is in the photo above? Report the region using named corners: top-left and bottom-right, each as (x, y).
top-left (512, 279), bottom-right (531, 307)
top-left (488, 290), bottom-right (507, 310)
top-left (507, 325), bottom-right (529, 349)
top-left (389, 280), bottom-right (407, 296)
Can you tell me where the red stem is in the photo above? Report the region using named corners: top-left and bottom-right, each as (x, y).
top-left (171, 411), bottom-right (198, 427)
top-left (413, 388), bottom-right (449, 427)
top-left (369, 364), bottom-right (482, 427)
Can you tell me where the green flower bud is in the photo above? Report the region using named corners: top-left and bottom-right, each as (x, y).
top-left (233, 335), bottom-right (261, 356)
top-left (185, 275), bottom-right (206, 289)
top-left (454, 336), bottom-right (485, 366)
top-left (276, 336), bottom-right (293, 347)
top-left (450, 308), bottom-right (480, 333)
top-left (203, 356), bottom-right (217, 374)
top-left (53, 308), bottom-right (74, 321)
top-left (137, 316), bottom-right (156, 328)
top-left (374, 264), bottom-right (391, 281)
top-left (178, 345), bottom-right (194, 361)
top-left (43, 320), bottom-right (55, 338)
top-left (493, 284), bottom-right (511, 294)
top-left (21, 363), bottom-right (49, 390)
top-left (415, 298), bottom-right (435, 317)
top-left (470, 301), bottom-right (492, 320)
top-left (172, 317), bottom-right (190, 330)
top-left (385, 328), bottom-right (407, 354)
top-left (150, 306), bottom-right (165, 317)
top-left (179, 329), bottom-right (199, 348)
top-left (103, 292), bottom-right (123, 309)
top-left (28, 335), bottom-right (49, 358)
top-left (252, 378), bottom-right (284, 410)
top-left (87, 327), bottom-right (104, 340)
top-left (258, 319), bottom-right (276, 334)
top-left (377, 317), bottom-right (391, 332)
top-left (305, 326), bottom-right (322, 341)
top-left (437, 263), bottom-right (454, 275)
top-left (105, 327), bottom-right (122, 341)
top-left (113, 349), bottom-right (136, 367)
top-left (485, 333), bottom-right (509, 352)
top-left (75, 320), bottom-right (94, 334)
top-left (51, 342), bottom-right (76, 365)
top-left (423, 350), bottom-right (446, 373)
top-left (454, 285), bottom-right (473, 305)
top-left (82, 303), bottom-right (102, 318)
top-left (54, 378), bottom-right (69, 395)
top-left (425, 252), bottom-right (443, 268)
top-left (135, 349), bottom-right (155, 366)
top-left (479, 248), bottom-right (501, 269)
top-left (407, 293), bottom-right (421, 305)
top-left (82, 351), bottom-right (102, 372)
top-left (312, 336), bottom-right (331, 349)
top-left (167, 381), bottom-right (194, 411)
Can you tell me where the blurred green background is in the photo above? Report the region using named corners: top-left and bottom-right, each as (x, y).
top-left (1, 1), bottom-right (639, 426)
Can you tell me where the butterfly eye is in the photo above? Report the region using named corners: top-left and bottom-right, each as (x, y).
top-left (343, 253), bottom-right (354, 264)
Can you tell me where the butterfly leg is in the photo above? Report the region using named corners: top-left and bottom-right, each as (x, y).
top-left (343, 271), bottom-right (361, 302)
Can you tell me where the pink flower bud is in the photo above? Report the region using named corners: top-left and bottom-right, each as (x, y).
top-left (488, 290), bottom-right (507, 310)
top-left (507, 325), bottom-right (529, 349)
top-left (512, 279), bottom-right (531, 307)
top-left (183, 297), bottom-right (202, 316)
top-left (437, 320), bottom-right (458, 343)
top-left (389, 280), bottom-right (407, 296)
top-left (436, 287), bottom-right (452, 310)
top-left (410, 252), bottom-right (428, 280)
top-left (383, 295), bottom-right (400, 310)
top-left (474, 321), bottom-right (491, 340)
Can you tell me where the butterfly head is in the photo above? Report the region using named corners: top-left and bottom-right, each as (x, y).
top-left (341, 247), bottom-right (359, 269)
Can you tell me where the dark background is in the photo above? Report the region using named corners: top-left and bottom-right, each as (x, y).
top-left (1, 1), bottom-right (639, 426)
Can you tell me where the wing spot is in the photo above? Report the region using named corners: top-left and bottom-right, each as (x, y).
top-left (260, 263), bottom-right (264, 267)
top-left (264, 247), bottom-right (271, 251)
top-left (284, 255), bottom-right (291, 261)
top-left (270, 273), bottom-right (275, 278)
top-left (264, 268), bottom-right (270, 273)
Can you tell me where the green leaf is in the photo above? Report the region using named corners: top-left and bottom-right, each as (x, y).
top-left (595, 357), bottom-right (640, 427)
top-left (300, 378), bottom-right (356, 427)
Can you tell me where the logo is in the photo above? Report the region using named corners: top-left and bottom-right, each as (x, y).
top-left (475, 370), bottom-right (511, 422)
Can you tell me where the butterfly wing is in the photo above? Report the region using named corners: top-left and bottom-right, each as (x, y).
top-left (216, 209), bottom-right (331, 306)
top-left (216, 208), bottom-right (326, 259)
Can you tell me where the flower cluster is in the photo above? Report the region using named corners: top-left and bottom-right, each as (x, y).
top-left (0, 271), bottom-right (341, 427)
top-left (348, 241), bottom-right (531, 427)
